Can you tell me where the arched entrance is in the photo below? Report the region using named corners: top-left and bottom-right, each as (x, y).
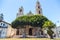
top-left (16, 29), bottom-right (19, 35)
top-left (29, 28), bottom-right (33, 35)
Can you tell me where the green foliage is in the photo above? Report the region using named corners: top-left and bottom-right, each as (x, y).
top-left (43, 20), bottom-right (56, 29)
top-left (29, 15), bottom-right (48, 28)
top-left (11, 15), bottom-right (55, 29)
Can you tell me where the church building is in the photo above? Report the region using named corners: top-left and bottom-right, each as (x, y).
top-left (11, 0), bottom-right (48, 38)
top-left (0, 0), bottom-right (49, 38)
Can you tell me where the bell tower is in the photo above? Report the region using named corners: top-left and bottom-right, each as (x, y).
top-left (17, 6), bottom-right (24, 17)
top-left (36, 0), bottom-right (42, 15)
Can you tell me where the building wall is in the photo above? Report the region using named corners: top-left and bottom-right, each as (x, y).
top-left (7, 25), bottom-right (47, 38)
top-left (0, 28), bottom-right (7, 38)
top-left (0, 22), bottom-right (8, 38)
top-left (14, 25), bottom-right (42, 36)
top-left (6, 25), bottom-right (17, 37)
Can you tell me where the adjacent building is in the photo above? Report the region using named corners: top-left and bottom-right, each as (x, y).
top-left (0, 13), bottom-right (13, 38)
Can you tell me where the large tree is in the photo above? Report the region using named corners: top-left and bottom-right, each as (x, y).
top-left (12, 15), bottom-right (48, 28)
top-left (43, 20), bottom-right (55, 29)
top-left (11, 15), bottom-right (55, 38)
top-left (29, 15), bottom-right (48, 28)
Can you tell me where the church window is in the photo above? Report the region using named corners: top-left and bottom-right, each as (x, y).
top-left (1, 23), bottom-right (2, 25)
top-left (16, 29), bottom-right (19, 35)
top-left (20, 9), bottom-right (22, 12)
top-left (3, 24), bottom-right (5, 26)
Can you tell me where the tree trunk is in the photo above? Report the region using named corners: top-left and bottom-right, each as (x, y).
top-left (50, 35), bottom-right (53, 39)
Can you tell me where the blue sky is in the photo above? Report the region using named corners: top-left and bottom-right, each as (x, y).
top-left (0, 0), bottom-right (60, 26)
